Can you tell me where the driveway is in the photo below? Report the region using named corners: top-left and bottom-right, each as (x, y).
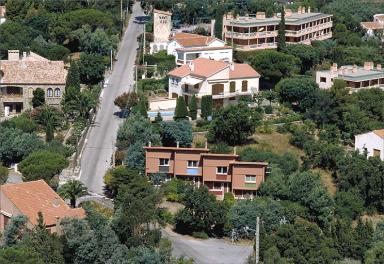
top-left (162, 228), bottom-right (253, 264)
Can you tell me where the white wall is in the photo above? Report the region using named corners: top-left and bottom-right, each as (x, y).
top-left (355, 132), bottom-right (384, 161)
top-left (316, 71), bottom-right (337, 89)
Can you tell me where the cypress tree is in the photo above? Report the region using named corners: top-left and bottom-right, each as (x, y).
top-left (66, 61), bottom-right (80, 90)
top-left (138, 99), bottom-right (148, 118)
top-left (189, 95), bottom-right (197, 120)
top-left (201, 95), bottom-right (212, 120)
top-left (174, 96), bottom-right (188, 120)
top-left (277, 5), bottom-right (286, 52)
top-left (155, 112), bottom-right (163, 123)
top-left (46, 121), bottom-right (54, 142)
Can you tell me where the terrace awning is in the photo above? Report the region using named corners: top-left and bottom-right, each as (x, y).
top-left (182, 77), bottom-right (203, 86)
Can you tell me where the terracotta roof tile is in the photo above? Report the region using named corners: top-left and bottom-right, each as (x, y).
top-left (1, 180), bottom-right (85, 226)
top-left (172, 33), bottom-right (220, 47)
top-left (229, 63), bottom-right (260, 79)
top-left (154, 9), bottom-right (172, 16)
top-left (168, 58), bottom-right (260, 79)
top-left (373, 129), bottom-right (384, 138)
top-left (361, 22), bottom-right (384, 30)
top-left (0, 51), bottom-right (67, 85)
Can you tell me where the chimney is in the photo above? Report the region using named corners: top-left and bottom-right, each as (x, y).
top-left (176, 141), bottom-right (179, 148)
top-left (307, 6), bottom-right (311, 13)
top-left (210, 19), bottom-right (216, 37)
top-left (285, 9), bottom-right (292, 17)
top-left (297, 6), bottom-right (302, 14)
top-left (331, 63), bottom-right (338, 73)
top-left (352, 64), bottom-right (357, 73)
top-left (233, 146), bottom-right (237, 155)
top-left (377, 64), bottom-right (382, 70)
top-left (148, 141), bottom-right (152, 147)
top-left (22, 52), bottom-right (27, 59)
top-left (256, 12), bottom-right (265, 19)
top-left (189, 61), bottom-right (194, 72)
top-left (8, 50), bottom-right (20, 61)
top-left (230, 62), bottom-right (235, 71)
top-left (364, 61), bottom-right (373, 71)
top-left (302, 6), bottom-right (306, 13)
top-left (205, 140), bottom-right (208, 149)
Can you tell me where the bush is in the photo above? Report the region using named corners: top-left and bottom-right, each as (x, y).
top-left (0, 164), bottom-right (9, 184)
top-left (264, 105), bottom-right (273, 114)
top-left (210, 142), bottom-right (232, 154)
top-left (163, 179), bottom-right (190, 202)
top-left (192, 231), bottom-right (209, 239)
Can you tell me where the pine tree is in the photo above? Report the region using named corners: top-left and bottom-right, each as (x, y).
top-left (189, 95), bottom-right (197, 120)
top-left (277, 5), bottom-right (286, 52)
top-left (201, 95), bottom-right (212, 120)
top-left (138, 99), bottom-right (148, 118)
top-left (155, 112), bottom-right (163, 123)
top-left (174, 96), bottom-right (188, 120)
top-left (66, 61), bottom-right (80, 90)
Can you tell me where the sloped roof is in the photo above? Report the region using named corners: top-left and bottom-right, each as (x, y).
top-left (361, 22), bottom-right (383, 30)
top-left (0, 51), bottom-right (67, 85)
top-left (168, 58), bottom-right (260, 79)
top-left (154, 9), bottom-right (172, 16)
top-left (1, 180), bottom-right (85, 226)
top-left (373, 129), bottom-right (384, 138)
top-left (172, 33), bottom-right (221, 48)
top-left (168, 58), bottom-right (228, 78)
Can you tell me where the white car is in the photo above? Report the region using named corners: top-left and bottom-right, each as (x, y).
top-left (103, 79), bottom-right (109, 88)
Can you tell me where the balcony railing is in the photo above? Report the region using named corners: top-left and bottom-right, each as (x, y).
top-left (225, 31), bottom-right (277, 39)
top-left (159, 166), bottom-right (170, 173)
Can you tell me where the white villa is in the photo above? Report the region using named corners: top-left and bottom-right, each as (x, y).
top-left (355, 129), bottom-right (384, 161)
top-left (168, 58), bottom-right (260, 108)
top-left (167, 33), bottom-right (233, 65)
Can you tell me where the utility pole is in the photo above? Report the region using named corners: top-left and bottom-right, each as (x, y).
top-left (255, 216), bottom-right (260, 264)
top-left (143, 23), bottom-right (146, 65)
top-left (135, 65), bottom-right (138, 93)
top-left (120, 0), bottom-right (123, 21)
top-left (110, 49), bottom-right (113, 71)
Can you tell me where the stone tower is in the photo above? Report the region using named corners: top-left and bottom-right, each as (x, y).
top-left (153, 9), bottom-right (172, 43)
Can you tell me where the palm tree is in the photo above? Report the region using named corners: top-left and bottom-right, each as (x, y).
top-left (58, 180), bottom-right (88, 208)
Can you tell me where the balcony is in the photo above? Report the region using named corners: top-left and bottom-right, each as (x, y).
top-left (186, 168), bottom-right (200, 175)
top-left (159, 166), bottom-right (170, 173)
top-left (286, 22), bottom-right (333, 37)
top-left (225, 31), bottom-right (277, 39)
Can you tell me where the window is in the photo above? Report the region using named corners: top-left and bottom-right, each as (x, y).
top-left (245, 175), bottom-right (256, 183)
top-left (47, 88), bottom-right (53, 97)
top-left (230, 81), bottom-right (236, 93)
top-left (241, 81), bottom-right (248, 92)
top-left (373, 149), bottom-right (381, 157)
top-left (213, 182), bottom-right (222, 190)
top-left (54, 88), bottom-right (61, 97)
top-left (320, 77), bottom-right (327, 83)
top-left (216, 166), bottom-right (228, 174)
top-left (188, 160), bottom-right (198, 168)
top-left (159, 158), bottom-right (169, 166)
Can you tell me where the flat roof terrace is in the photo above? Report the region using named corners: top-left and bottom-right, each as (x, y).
top-left (227, 12), bottom-right (332, 27)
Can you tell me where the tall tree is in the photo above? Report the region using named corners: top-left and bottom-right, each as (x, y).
top-left (277, 5), bottom-right (286, 52)
top-left (32, 88), bottom-right (45, 108)
top-left (174, 96), bottom-right (188, 120)
top-left (58, 180), bottom-right (88, 208)
top-left (200, 95), bottom-right (212, 120)
top-left (189, 95), bottom-right (197, 120)
top-left (66, 61), bottom-right (81, 90)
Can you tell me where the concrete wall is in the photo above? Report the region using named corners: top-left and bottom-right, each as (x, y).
top-left (231, 164), bottom-right (266, 190)
top-left (355, 132), bottom-right (384, 160)
top-left (202, 155), bottom-right (236, 182)
top-left (174, 151), bottom-right (203, 176)
top-left (145, 149), bottom-right (174, 174)
top-left (316, 71), bottom-right (336, 89)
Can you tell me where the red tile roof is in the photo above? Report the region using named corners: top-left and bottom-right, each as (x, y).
top-left (168, 58), bottom-right (260, 79)
top-left (361, 22), bottom-right (383, 30)
top-left (172, 33), bottom-right (220, 47)
top-left (373, 129), bottom-right (384, 138)
top-left (1, 180), bottom-right (85, 226)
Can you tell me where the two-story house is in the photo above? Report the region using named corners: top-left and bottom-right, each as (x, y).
top-left (145, 145), bottom-right (268, 199)
top-left (167, 33), bottom-right (233, 65)
top-left (0, 50), bottom-right (67, 117)
top-left (168, 58), bottom-right (260, 108)
top-left (355, 129), bottom-right (384, 161)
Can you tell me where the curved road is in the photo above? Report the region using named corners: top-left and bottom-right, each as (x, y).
top-left (79, 2), bottom-right (144, 194)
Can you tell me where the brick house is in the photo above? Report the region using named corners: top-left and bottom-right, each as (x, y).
top-left (145, 145), bottom-right (268, 199)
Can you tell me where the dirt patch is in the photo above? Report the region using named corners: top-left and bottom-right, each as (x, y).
top-left (311, 168), bottom-right (337, 197)
top-left (160, 200), bottom-right (184, 214)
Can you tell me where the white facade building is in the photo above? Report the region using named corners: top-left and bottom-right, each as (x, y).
top-left (361, 14), bottom-right (384, 37)
top-left (316, 62), bottom-right (384, 91)
top-left (355, 129), bottom-right (384, 161)
top-left (168, 58), bottom-right (259, 108)
top-left (167, 33), bottom-right (233, 65)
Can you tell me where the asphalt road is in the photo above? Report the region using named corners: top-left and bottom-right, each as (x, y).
top-left (79, 2), bottom-right (144, 194)
top-left (162, 228), bottom-right (253, 264)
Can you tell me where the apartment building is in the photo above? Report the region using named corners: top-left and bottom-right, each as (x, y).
top-left (222, 7), bottom-right (332, 51)
top-left (0, 50), bottom-right (67, 117)
top-left (168, 57), bottom-right (260, 108)
top-left (145, 145), bottom-right (268, 199)
top-left (0, 180), bottom-right (85, 233)
top-left (316, 62), bottom-right (384, 91)
top-left (167, 33), bottom-right (233, 65)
